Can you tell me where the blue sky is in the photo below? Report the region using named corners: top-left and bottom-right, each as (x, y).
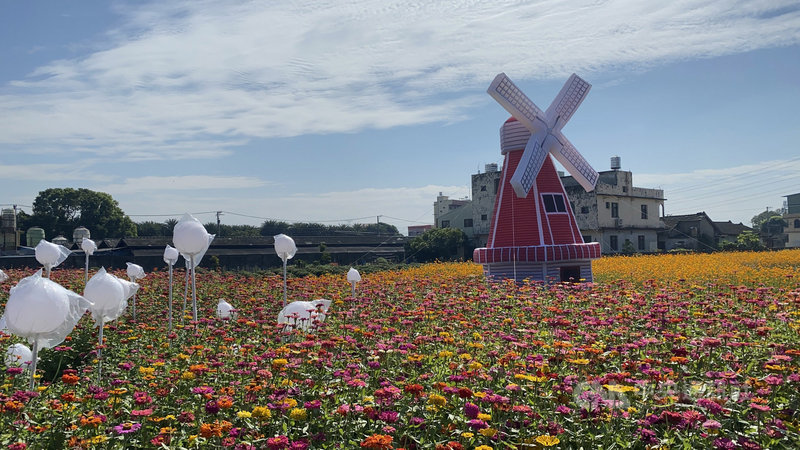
top-left (1, 1), bottom-right (799, 234)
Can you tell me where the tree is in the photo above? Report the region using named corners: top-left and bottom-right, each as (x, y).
top-left (751, 209), bottom-right (782, 230)
top-left (28, 188), bottom-right (137, 239)
top-left (406, 227), bottom-right (470, 262)
top-left (136, 221), bottom-right (172, 236)
top-left (719, 230), bottom-right (765, 252)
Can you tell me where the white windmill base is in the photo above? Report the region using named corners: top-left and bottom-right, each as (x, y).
top-left (480, 260), bottom-right (595, 284)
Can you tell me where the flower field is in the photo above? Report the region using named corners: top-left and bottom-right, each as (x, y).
top-left (1, 249), bottom-right (799, 449)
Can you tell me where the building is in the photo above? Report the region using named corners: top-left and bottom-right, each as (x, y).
top-left (470, 163), bottom-right (502, 247)
top-left (561, 164), bottom-right (666, 253)
top-left (433, 192), bottom-right (473, 234)
top-left (407, 225), bottom-right (432, 237)
top-left (661, 212), bottom-right (717, 251)
top-left (714, 220), bottom-right (753, 247)
top-left (784, 192), bottom-right (800, 248)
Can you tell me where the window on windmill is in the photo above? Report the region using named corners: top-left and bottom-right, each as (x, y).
top-left (542, 194), bottom-right (567, 213)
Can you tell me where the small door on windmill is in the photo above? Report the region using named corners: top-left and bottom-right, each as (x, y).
top-left (559, 266), bottom-right (581, 283)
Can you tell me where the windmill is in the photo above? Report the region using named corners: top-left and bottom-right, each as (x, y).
top-left (473, 73), bottom-right (601, 283)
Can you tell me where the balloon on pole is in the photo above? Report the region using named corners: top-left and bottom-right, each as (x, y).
top-left (84, 268), bottom-right (138, 379)
top-left (173, 214), bottom-right (214, 323)
top-left (81, 238), bottom-right (97, 282)
top-left (216, 298), bottom-right (236, 320)
top-left (347, 267), bottom-right (361, 298)
top-left (274, 234), bottom-right (296, 308)
top-left (0, 269), bottom-right (7, 283)
top-left (5, 343), bottom-right (33, 369)
top-left (35, 240), bottom-right (71, 278)
top-left (163, 245), bottom-right (180, 332)
top-left (0, 270), bottom-right (91, 389)
top-left (126, 263), bottom-right (146, 321)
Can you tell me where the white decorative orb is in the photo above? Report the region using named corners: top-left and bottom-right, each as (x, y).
top-left (81, 239), bottom-right (97, 255)
top-left (274, 234), bottom-right (297, 260)
top-left (6, 277), bottom-right (70, 334)
top-left (85, 269), bottom-right (126, 319)
top-left (347, 267), bottom-right (361, 283)
top-left (126, 263), bottom-right (145, 280)
top-left (216, 299), bottom-right (235, 319)
top-left (5, 343), bottom-right (33, 368)
top-left (174, 220), bottom-right (209, 255)
top-left (163, 245), bottom-right (179, 265)
top-left (35, 240), bottom-right (63, 266)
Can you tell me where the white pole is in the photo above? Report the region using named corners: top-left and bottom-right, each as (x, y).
top-left (182, 267), bottom-right (190, 326)
top-left (191, 255), bottom-right (197, 323)
top-left (130, 276), bottom-right (137, 321)
top-left (44, 264), bottom-right (52, 279)
top-left (168, 264), bottom-right (174, 332)
top-left (29, 341), bottom-right (39, 390)
top-left (97, 319), bottom-right (104, 380)
top-left (351, 281), bottom-right (356, 299)
top-left (85, 254), bottom-right (89, 282)
top-left (282, 257), bottom-right (287, 308)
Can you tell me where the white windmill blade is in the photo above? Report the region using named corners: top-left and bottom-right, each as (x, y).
top-left (509, 136), bottom-right (548, 198)
top-left (544, 73), bottom-right (591, 132)
top-left (487, 73), bottom-right (546, 134)
top-left (550, 134), bottom-right (599, 191)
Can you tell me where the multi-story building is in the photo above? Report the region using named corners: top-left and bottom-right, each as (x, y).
top-left (470, 163), bottom-right (502, 247)
top-left (784, 192), bottom-right (800, 248)
top-left (433, 192), bottom-right (473, 234)
top-left (561, 161), bottom-right (666, 253)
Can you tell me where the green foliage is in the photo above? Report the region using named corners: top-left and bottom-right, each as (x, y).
top-left (27, 188), bottom-right (137, 239)
top-left (135, 220), bottom-right (172, 236)
top-left (202, 222), bottom-right (261, 237)
top-left (259, 220), bottom-right (399, 237)
top-left (721, 230), bottom-right (766, 252)
top-left (406, 227), bottom-right (470, 262)
top-left (751, 209), bottom-right (782, 229)
top-left (621, 239), bottom-right (636, 254)
top-left (760, 216), bottom-right (787, 234)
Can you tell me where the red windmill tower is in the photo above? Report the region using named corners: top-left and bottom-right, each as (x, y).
top-left (473, 73), bottom-right (601, 282)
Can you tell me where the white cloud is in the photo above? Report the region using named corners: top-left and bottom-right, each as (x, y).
top-left (99, 175), bottom-right (271, 194)
top-left (1, 0), bottom-right (798, 158)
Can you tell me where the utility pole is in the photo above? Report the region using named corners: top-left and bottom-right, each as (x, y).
top-left (216, 211), bottom-right (223, 236)
top-left (377, 215), bottom-right (382, 236)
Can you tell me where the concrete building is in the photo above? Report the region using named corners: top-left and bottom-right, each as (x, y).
top-left (470, 163), bottom-right (502, 247)
top-left (407, 225), bottom-right (432, 237)
top-left (661, 212), bottom-right (718, 251)
top-left (784, 193), bottom-right (800, 248)
top-left (561, 164), bottom-right (666, 253)
top-left (433, 192), bottom-right (473, 235)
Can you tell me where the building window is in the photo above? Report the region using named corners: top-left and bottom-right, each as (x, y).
top-left (463, 219), bottom-right (473, 228)
top-left (795, 219), bottom-right (800, 228)
top-left (441, 220), bottom-right (450, 228)
top-left (542, 194), bottom-right (567, 213)
top-left (605, 202), bottom-right (610, 209)
top-left (611, 202), bottom-right (619, 218)
top-left (480, 185), bottom-right (487, 191)
top-left (641, 204), bottom-right (648, 220)
top-left (622, 186), bottom-right (628, 193)
top-left (481, 214), bottom-right (488, 221)
top-left (638, 235), bottom-right (645, 250)
top-left (609, 235), bottom-right (618, 251)
top-left (581, 206), bottom-right (589, 214)
top-left (582, 235), bottom-right (592, 243)
top-left (494, 178), bottom-right (500, 193)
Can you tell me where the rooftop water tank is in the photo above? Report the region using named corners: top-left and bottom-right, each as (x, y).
top-left (1, 209), bottom-right (15, 229)
top-left (73, 226), bottom-right (90, 246)
top-left (611, 155), bottom-right (622, 170)
top-left (485, 163), bottom-right (499, 172)
top-left (26, 227), bottom-right (45, 247)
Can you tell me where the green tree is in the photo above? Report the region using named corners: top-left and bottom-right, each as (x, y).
top-left (28, 188), bottom-right (136, 239)
top-left (260, 220), bottom-right (290, 236)
top-left (751, 209), bottom-right (782, 230)
top-left (406, 227), bottom-right (470, 262)
top-left (136, 220), bottom-right (171, 236)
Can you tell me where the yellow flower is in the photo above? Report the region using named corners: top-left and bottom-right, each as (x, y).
top-left (568, 358), bottom-right (590, 365)
top-left (603, 384), bottom-right (638, 393)
top-left (467, 361), bottom-right (483, 370)
top-left (438, 350), bottom-right (454, 358)
top-left (477, 413), bottom-right (491, 421)
top-left (536, 434), bottom-right (561, 446)
top-left (427, 393), bottom-right (447, 407)
top-left (289, 408), bottom-right (307, 421)
top-left (139, 366), bottom-right (156, 376)
top-left (475, 446), bottom-right (493, 450)
top-left (473, 392), bottom-right (487, 399)
top-left (88, 435), bottom-right (107, 444)
top-left (251, 406), bottom-right (272, 421)
top-left (236, 411), bottom-right (252, 419)
top-left (181, 371), bottom-right (196, 380)
top-left (479, 427), bottom-right (497, 437)
top-left (461, 432), bottom-right (474, 438)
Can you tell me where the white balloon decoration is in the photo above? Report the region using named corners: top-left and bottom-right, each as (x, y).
top-left (5, 343), bottom-right (33, 369)
top-left (173, 214), bottom-right (214, 323)
top-left (0, 270), bottom-right (92, 388)
top-left (81, 238), bottom-right (97, 282)
top-left (216, 298), bottom-right (236, 320)
top-left (274, 234), bottom-right (297, 308)
top-left (126, 263), bottom-right (146, 321)
top-left (347, 267), bottom-right (361, 298)
top-left (35, 240), bottom-right (71, 278)
top-left (163, 245), bottom-right (180, 332)
top-left (277, 299), bottom-right (331, 333)
top-left (0, 269), bottom-right (7, 283)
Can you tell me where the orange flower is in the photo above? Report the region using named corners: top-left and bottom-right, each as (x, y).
top-left (61, 373), bottom-right (80, 385)
top-left (360, 434), bottom-right (393, 449)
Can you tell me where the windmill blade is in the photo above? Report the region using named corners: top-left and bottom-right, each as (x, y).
top-left (510, 136), bottom-right (548, 198)
top-left (544, 73), bottom-right (591, 132)
top-left (488, 73), bottom-right (546, 134)
top-left (550, 135), bottom-right (598, 192)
